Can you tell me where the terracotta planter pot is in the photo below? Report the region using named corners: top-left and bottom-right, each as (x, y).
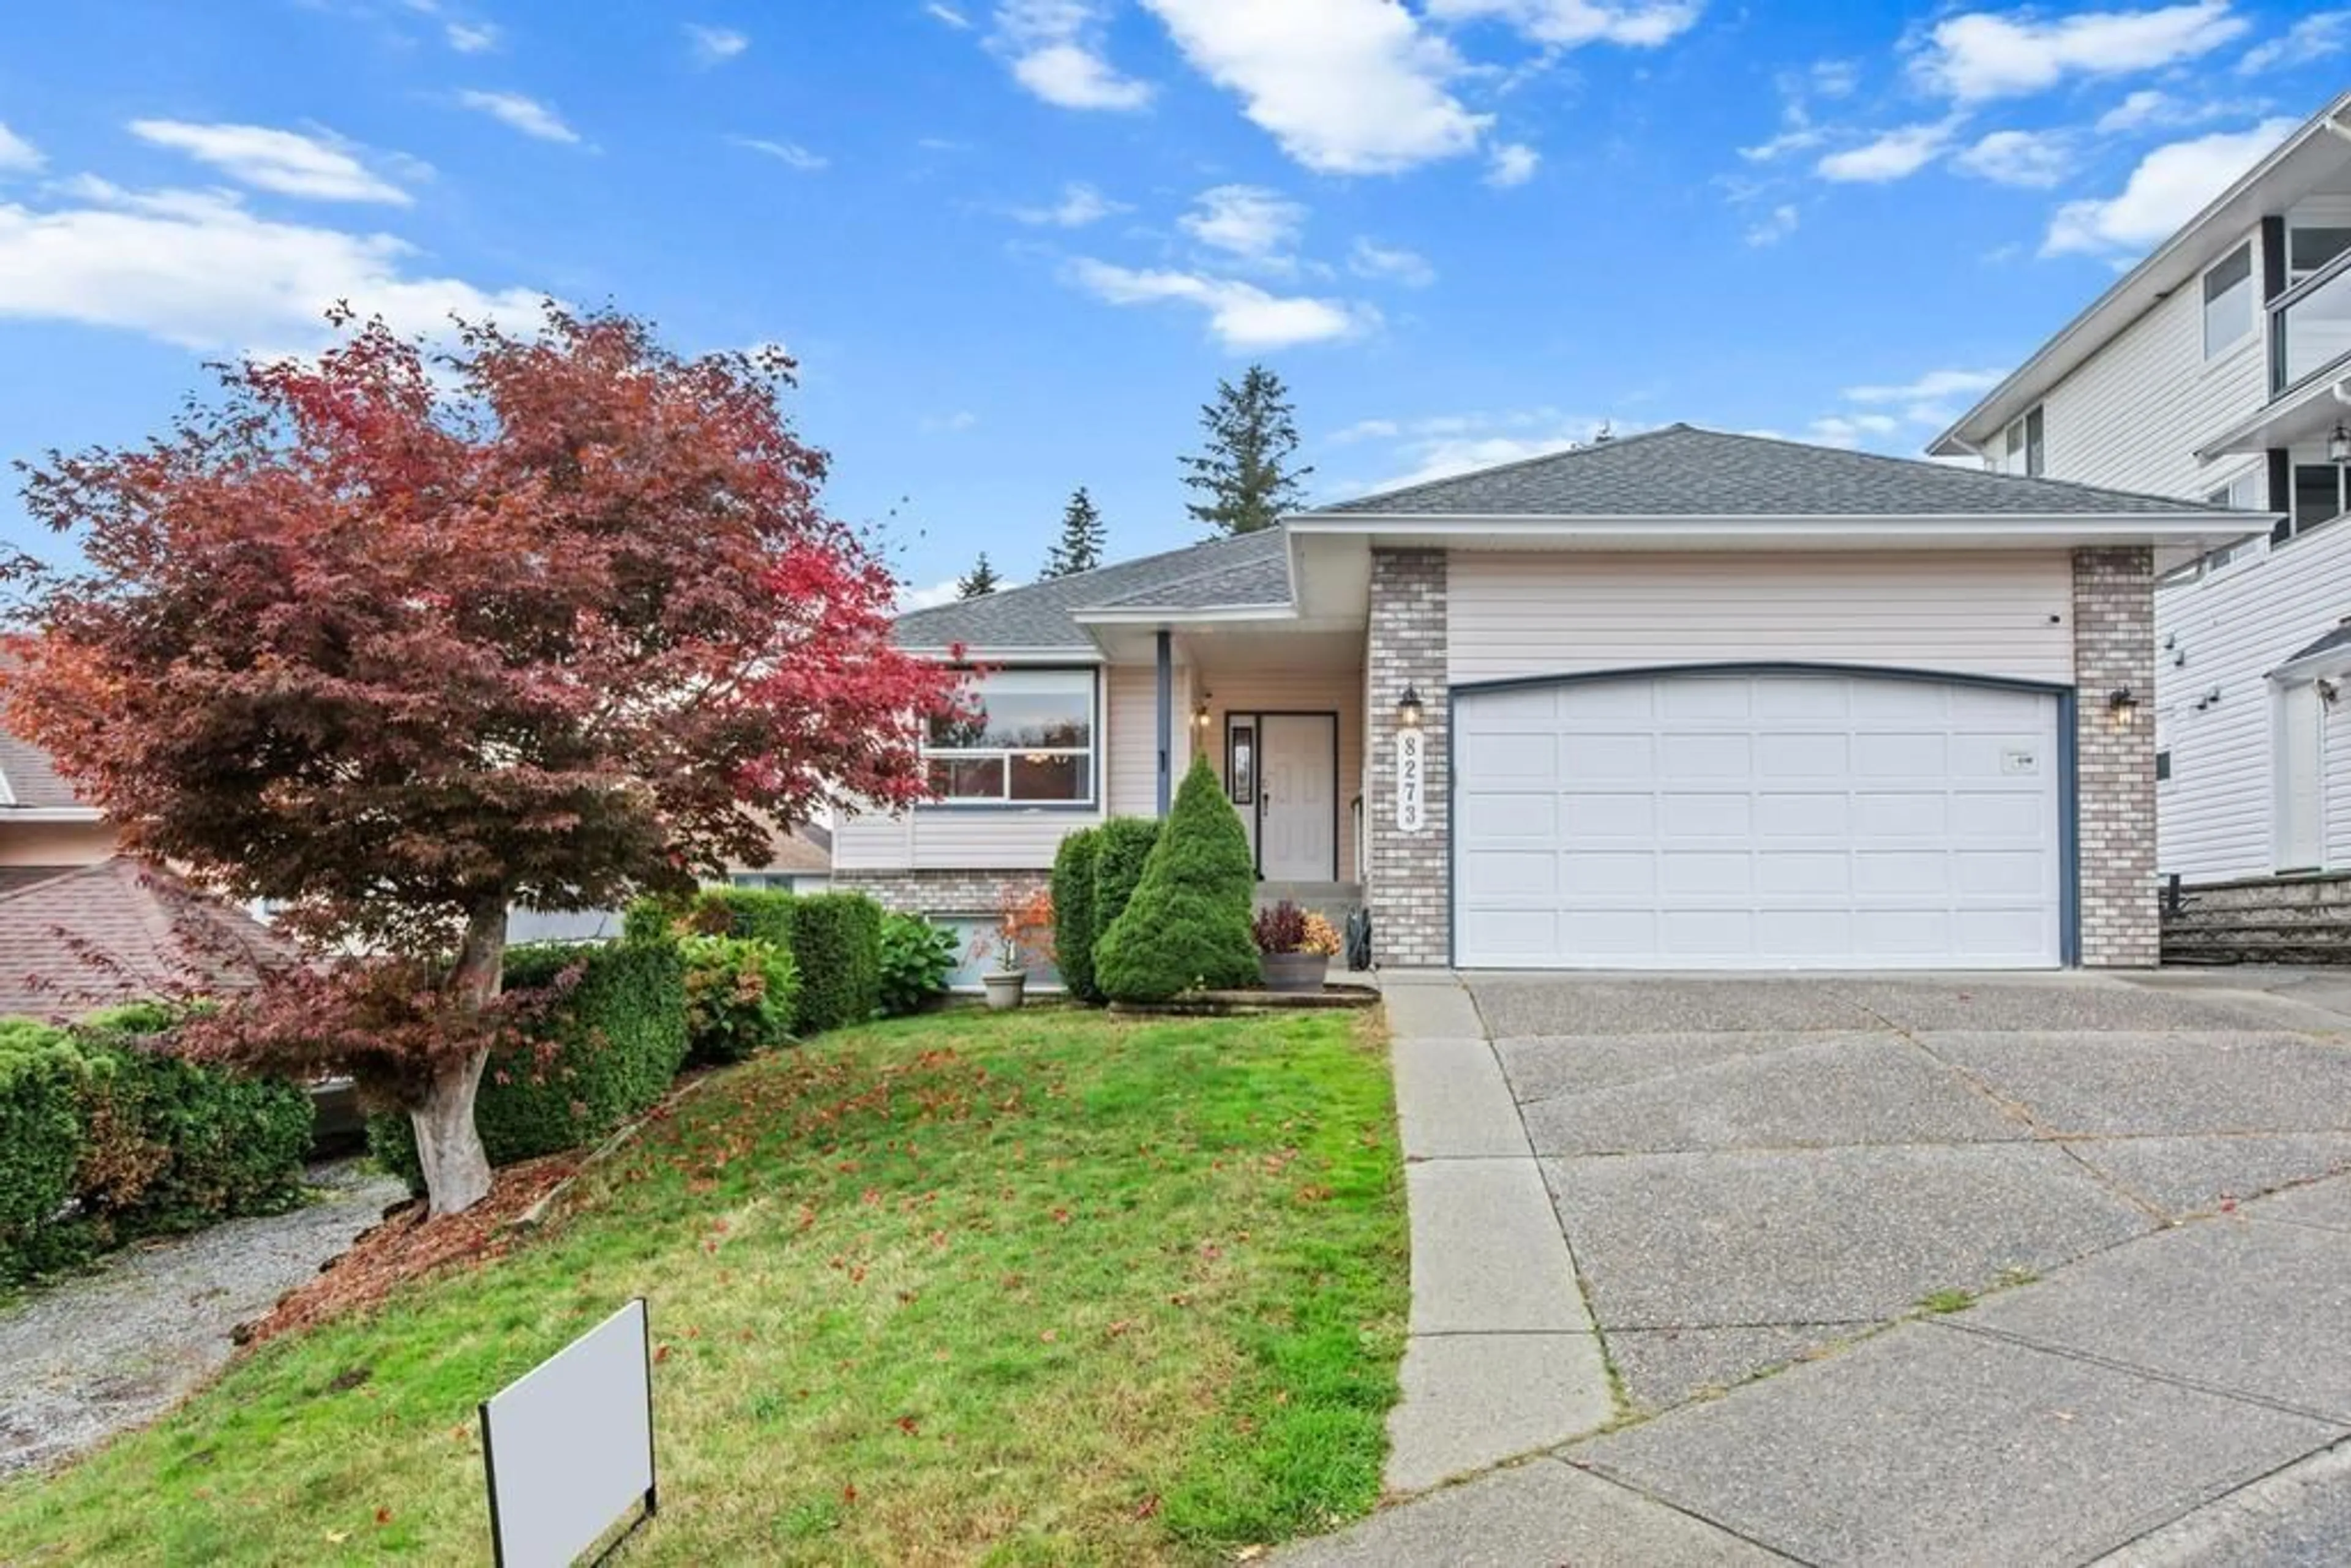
top-left (1261, 951), bottom-right (1330, 994)
top-left (981, 971), bottom-right (1027, 1011)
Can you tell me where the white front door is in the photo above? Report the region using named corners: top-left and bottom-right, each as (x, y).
top-left (2277, 680), bottom-right (2327, 872)
top-left (1259, 714), bottom-right (1337, 881)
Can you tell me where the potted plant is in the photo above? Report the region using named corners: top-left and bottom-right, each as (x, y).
top-left (973, 885), bottom-right (1056, 1010)
top-left (1253, 900), bottom-right (1342, 994)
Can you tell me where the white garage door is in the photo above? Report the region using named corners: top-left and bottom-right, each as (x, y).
top-left (1454, 670), bottom-right (2063, 970)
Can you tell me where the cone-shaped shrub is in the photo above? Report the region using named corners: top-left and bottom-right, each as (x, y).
top-left (1092, 817), bottom-right (1161, 934)
top-left (1095, 757), bottom-right (1259, 1002)
top-left (1051, 828), bottom-right (1103, 1004)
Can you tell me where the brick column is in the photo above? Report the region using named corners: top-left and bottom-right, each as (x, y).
top-left (2072, 546), bottom-right (2159, 967)
top-left (1366, 549), bottom-right (1450, 968)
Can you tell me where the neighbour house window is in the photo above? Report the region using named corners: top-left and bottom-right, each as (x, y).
top-left (2284, 463), bottom-right (2351, 546)
top-left (2000, 407), bottom-right (2045, 478)
top-left (2290, 226), bottom-right (2351, 286)
top-left (2159, 473), bottom-right (2266, 583)
top-left (923, 668), bottom-right (1097, 805)
top-left (2203, 242), bottom-right (2256, 358)
top-left (2156, 749), bottom-right (2173, 783)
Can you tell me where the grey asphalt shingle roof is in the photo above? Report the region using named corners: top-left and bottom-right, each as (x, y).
top-left (894, 528), bottom-right (1289, 650)
top-left (1310, 424), bottom-right (2234, 519)
top-left (0, 730), bottom-right (91, 811)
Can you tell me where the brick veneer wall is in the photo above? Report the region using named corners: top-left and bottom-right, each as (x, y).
top-left (832, 868), bottom-right (1051, 917)
top-left (2072, 546), bottom-right (2159, 967)
top-left (1365, 549), bottom-right (1450, 968)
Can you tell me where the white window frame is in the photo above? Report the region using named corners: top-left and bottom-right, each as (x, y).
top-left (921, 667), bottom-right (1100, 808)
top-left (1999, 405), bottom-right (2045, 478)
top-left (2279, 461), bottom-right (2351, 549)
top-left (2202, 239), bottom-right (2257, 361)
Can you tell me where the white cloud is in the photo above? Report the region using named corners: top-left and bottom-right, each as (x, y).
top-left (2093, 87), bottom-right (2266, 133)
top-left (1348, 236), bottom-right (1436, 285)
top-left (921, 410), bottom-right (980, 433)
top-left (995, 1), bottom-right (1154, 110)
top-left (1845, 367), bottom-right (2007, 407)
top-left (1011, 180), bottom-right (1127, 225)
top-left (445, 20), bottom-right (498, 51)
top-left (1422, 0), bottom-right (1702, 48)
top-left (686, 23), bottom-right (751, 64)
top-left (1740, 124), bottom-right (1826, 162)
top-left (1486, 141), bottom-right (1540, 186)
top-left (1912, 1), bottom-right (2249, 103)
top-left (1744, 203), bottom-right (1799, 246)
top-left (0, 179), bottom-right (543, 355)
top-left (1805, 412), bottom-right (1903, 448)
top-left (731, 136), bottom-right (828, 171)
top-left (1063, 258), bottom-right (1371, 350)
top-left (457, 91), bottom-right (581, 144)
top-left (1180, 184), bottom-right (1307, 261)
top-left (925, 2), bottom-right (973, 26)
top-left (1953, 128), bottom-right (2074, 188)
top-left (0, 123), bottom-right (46, 174)
top-left (2239, 10), bottom-right (2351, 74)
top-left (1139, 0), bottom-right (1490, 175)
top-left (1815, 120), bottom-right (1957, 182)
top-left (2043, 117), bottom-right (2295, 254)
top-left (1329, 416), bottom-right (1401, 443)
top-left (1809, 59), bottom-right (1860, 97)
top-left (897, 577), bottom-right (968, 610)
top-left (1332, 407), bottom-right (1621, 490)
top-left (128, 120), bottom-right (413, 204)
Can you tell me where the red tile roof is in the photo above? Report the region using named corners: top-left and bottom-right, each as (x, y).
top-left (0, 858), bottom-right (293, 1021)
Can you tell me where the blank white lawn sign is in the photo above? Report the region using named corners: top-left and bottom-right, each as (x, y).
top-left (480, 1298), bottom-right (658, 1566)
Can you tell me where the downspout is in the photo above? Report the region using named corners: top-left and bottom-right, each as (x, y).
top-left (1155, 628), bottom-right (1172, 816)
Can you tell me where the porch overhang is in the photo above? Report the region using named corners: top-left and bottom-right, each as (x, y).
top-left (2197, 370), bottom-right (2351, 459)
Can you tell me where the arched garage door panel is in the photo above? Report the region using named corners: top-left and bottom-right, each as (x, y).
top-left (1453, 670), bottom-right (2064, 970)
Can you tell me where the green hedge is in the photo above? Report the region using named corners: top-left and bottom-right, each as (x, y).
top-left (1051, 828), bottom-right (1103, 1005)
top-left (877, 912), bottom-right (957, 1017)
top-left (0, 1022), bottom-right (89, 1283)
top-left (0, 1013), bottom-right (313, 1283)
top-left (680, 934), bottom-right (800, 1064)
top-left (370, 939), bottom-right (688, 1192)
top-left (684, 886), bottom-right (798, 947)
top-left (1096, 758), bottom-right (1260, 1003)
top-left (1092, 817), bottom-right (1161, 938)
top-left (789, 893), bottom-right (884, 1032)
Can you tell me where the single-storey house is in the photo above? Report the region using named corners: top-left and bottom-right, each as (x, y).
top-left (839, 426), bottom-right (2262, 971)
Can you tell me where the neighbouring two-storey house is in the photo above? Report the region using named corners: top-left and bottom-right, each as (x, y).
top-left (1933, 89), bottom-right (2351, 959)
top-left (842, 427), bottom-right (2249, 972)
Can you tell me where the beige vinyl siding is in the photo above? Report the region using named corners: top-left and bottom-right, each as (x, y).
top-left (1105, 661), bottom-right (1193, 818)
top-left (1447, 551), bottom-right (2077, 688)
top-left (0, 820), bottom-right (116, 866)
top-left (2156, 519), bottom-right (2351, 881)
top-left (1201, 666), bottom-right (1365, 882)
top-left (2034, 222), bottom-right (2271, 498)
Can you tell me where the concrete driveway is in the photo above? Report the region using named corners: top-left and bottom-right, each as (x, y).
top-left (1291, 969), bottom-right (2351, 1567)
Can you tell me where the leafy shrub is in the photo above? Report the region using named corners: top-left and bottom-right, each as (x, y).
top-left (1250, 901), bottom-right (1343, 958)
top-left (789, 893), bottom-right (883, 1033)
top-left (877, 913), bottom-right (957, 1017)
top-left (680, 935), bottom-right (800, 1064)
top-left (1092, 817), bottom-right (1161, 937)
top-left (72, 1027), bottom-right (312, 1243)
top-left (0, 1022), bottom-right (89, 1283)
top-left (683, 885), bottom-right (799, 948)
top-left (370, 939), bottom-right (688, 1191)
top-left (1051, 829), bottom-right (1103, 1003)
top-left (1095, 758), bottom-right (1259, 1003)
top-left (622, 894), bottom-right (684, 944)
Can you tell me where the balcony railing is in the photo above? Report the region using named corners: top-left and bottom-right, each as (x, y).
top-left (2273, 247), bottom-right (2351, 396)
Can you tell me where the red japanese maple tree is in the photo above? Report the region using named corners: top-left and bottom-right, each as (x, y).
top-left (3, 304), bottom-right (958, 1215)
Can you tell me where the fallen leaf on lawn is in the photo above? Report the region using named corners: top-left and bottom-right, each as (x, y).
top-left (1134, 1495), bottom-right (1161, 1520)
top-left (374, 1507), bottom-right (392, 1526)
top-left (895, 1414), bottom-right (920, 1436)
top-left (325, 1531), bottom-right (350, 1545)
top-left (1040, 1329), bottom-right (1058, 1343)
top-left (654, 1344), bottom-right (673, 1364)
top-left (842, 1484), bottom-right (858, 1504)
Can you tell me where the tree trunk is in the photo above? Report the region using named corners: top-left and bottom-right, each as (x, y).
top-left (408, 899), bottom-right (507, 1218)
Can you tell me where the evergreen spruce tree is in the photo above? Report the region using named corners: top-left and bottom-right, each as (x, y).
top-left (1180, 364), bottom-right (1313, 536)
top-left (1093, 758), bottom-right (1259, 1002)
top-left (1039, 487), bottom-right (1108, 579)
top-left (956, 552), bottom-right (1002, 598)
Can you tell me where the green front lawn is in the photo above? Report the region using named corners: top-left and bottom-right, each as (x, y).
top-left (0, 1008), bottom-right (1406, 1566)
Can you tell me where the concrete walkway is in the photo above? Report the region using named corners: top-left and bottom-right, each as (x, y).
top-left (1374, 970), bottom-right (1616, 1494)
top-left (1294, 970), bottom-right (2351, 1564)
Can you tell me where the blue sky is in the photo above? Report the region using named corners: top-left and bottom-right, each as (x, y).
top-left (0, 1), bottom-right (2343, 604)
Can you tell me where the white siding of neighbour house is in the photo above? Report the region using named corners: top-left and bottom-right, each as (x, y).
top-left (2156, 519), bottom-right (2351, 882)
top-left (832, 659), bottom-right (1191, 873)
top-left (1446, 552), bottom-right (2077, 688)
top-left (2031, 222), bottom-right (2273, 500)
